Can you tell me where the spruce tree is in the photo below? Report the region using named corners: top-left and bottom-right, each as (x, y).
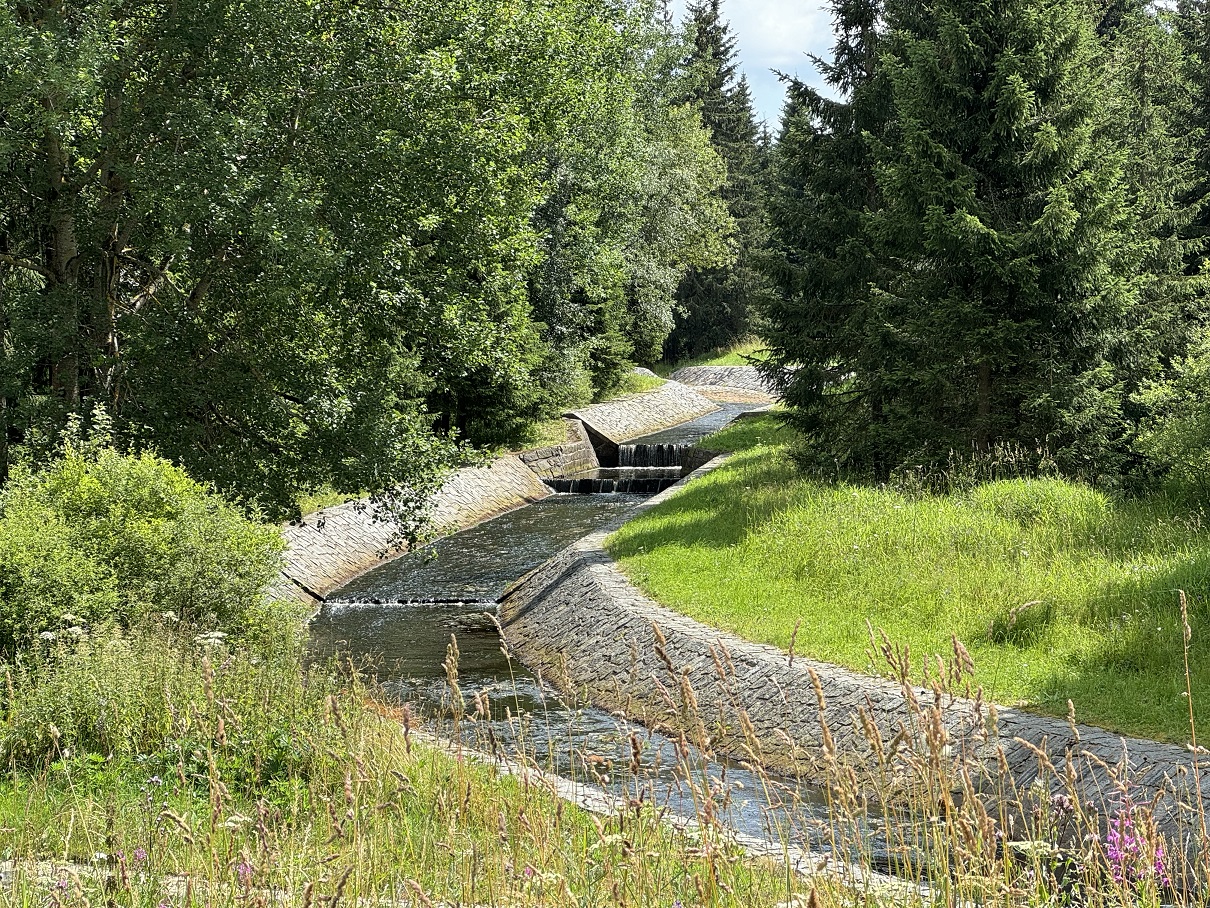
top-left (1101, 3), bottom-right (1206, 423)
top-left (869, 0), bottom-right (1138, 476)
top-left (664, 0), bottom-right (773, 361)
top-left (759, 0), bottom-right (898, 474)
top-left (1178, 1), bottom-right (1210, 276)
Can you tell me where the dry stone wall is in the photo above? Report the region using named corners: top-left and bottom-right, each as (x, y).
top-left (566, 382), bottom-right (718, 443)
top-left (499, 459), bottom-right (1210, 836)
top-left (273, 456), bottom-right (551, 603)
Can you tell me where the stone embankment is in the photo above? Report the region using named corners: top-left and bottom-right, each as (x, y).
top-left (566, 381), bottom-right (718, 445)
top-left (516, 419), bottom-right (599, 479)
top-left (274, 377), bottom-right (725, 602)
top-left (273, 456), bottom-right (551, 603)
top-left (670, 366), bottom-right (775, 398)
top-left (499, 459), bottom-right (1210, 837)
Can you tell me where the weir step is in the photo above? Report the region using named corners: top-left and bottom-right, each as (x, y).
top-left (544, 476), bottom-right (682, 496)
top-left (617, 443), bottom-right (692, 468)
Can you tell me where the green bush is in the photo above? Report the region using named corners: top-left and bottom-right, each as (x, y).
top-left (1135, 335), bottom-right (1210, 506)
top-left (0, 623), bottom-right (338, 781)
top-left (0, 445), bottom-right (286, 653)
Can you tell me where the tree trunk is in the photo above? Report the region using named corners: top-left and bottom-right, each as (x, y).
top-left (0, 395), bottom-right (7, 484)
top-left (43, 119), bottom-right (81, 407)
top-left (976, 361), bottom-right (992, 454)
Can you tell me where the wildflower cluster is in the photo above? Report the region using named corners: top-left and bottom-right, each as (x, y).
top-left (1105, 807), bottom-right (1170, 890)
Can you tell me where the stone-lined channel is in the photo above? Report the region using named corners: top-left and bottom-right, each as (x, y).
top-left (307, 407), bottom-right (846, 861)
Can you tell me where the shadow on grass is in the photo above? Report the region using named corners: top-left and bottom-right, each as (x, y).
top-left (989, 551), bottom-right (1210, 741)
top-left (608, 446), bottom-right (802, 556)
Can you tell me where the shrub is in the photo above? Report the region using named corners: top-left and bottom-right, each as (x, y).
top-left (0, 623), bottom-right (339, 781)
top-left (1135, 335), bottom-right (1210, 506)
top-left (0, 445), bottom-right (285, 653)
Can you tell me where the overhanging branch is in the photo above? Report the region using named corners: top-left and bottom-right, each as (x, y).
top-left (0, 254), bottom-right (55, 283)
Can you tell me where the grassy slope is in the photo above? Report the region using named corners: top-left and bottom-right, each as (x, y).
top-left (656, 339), bottom-right (768, 376)
top-left (608, 416), bottom-right (1210, 742)
top-left (607, 370), bottom-right (667, 398)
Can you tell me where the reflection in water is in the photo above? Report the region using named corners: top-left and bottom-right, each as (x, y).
top-left (309, 597), bottom-right (827, 851)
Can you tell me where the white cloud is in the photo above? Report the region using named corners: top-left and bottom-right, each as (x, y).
top-left (669, 0), bottom-right (837, 126)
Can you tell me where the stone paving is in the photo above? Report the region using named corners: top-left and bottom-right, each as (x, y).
top-left (272, 383), bottom-right (720, 604)
top-left (566, 381), bottom-right (718, 443)
top-left (516, 418), bottom-right (599, 479)
top-left (499, 458), bottom-right (1210, 839)
top-left (670, 365), bottom-right (777, 397)
top-left (271, 456), bottom-right (551, 603)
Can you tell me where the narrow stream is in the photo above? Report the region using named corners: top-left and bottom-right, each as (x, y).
top-left (308, 405), bottom-right (852, 862)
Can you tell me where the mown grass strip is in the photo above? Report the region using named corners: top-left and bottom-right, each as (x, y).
top-left (608, 416), bottom-right (1210, 742)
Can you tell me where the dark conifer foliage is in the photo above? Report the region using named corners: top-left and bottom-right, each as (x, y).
top-left (664, 0), bottom-right (774, 361)
top-left (871, 0), bottom-right (1142, 476)
top-left (759, 0), bottom-right (897, 474)
top-left (1103, 3), bottom-right (1207, 427)
top-left (761, 0), bottom-right (1210, 482)
top-left (1178, 1), bottom-right (1210, 277)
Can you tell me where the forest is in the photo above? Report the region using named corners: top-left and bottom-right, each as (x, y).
top-left (5, 0), bottom-right (1210, 520)
top-left (4, 0), bottom-right (1210, 904)
top-left (764, 0), bottom-right (1210, 501)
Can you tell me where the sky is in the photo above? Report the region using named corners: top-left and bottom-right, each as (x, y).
top-left (667, 0), bottom-right (836, 128)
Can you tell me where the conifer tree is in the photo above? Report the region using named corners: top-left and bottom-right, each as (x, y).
top-left (1101, 3), bottom-right (1206, 414)
top-left (1178, 1), bottom-right (1210, 276)
top-left (867, 0), bottom-right (1138, 476)
top-left (759, 0), bottom-right (897, 473)
top-left (664, 0), bottom-right (773, 361)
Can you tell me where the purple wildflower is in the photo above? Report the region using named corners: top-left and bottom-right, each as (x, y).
top-left (1106, 810), bottom-right (1140, 884)
top-left (1106, 807), bottom-right (1169, 889)
top-left (1154, 842), bottom-right (1171, 887)
top-left (132, 846), bottom-right (148, 866)
top-left (236, 860), bottom-right (254, 886)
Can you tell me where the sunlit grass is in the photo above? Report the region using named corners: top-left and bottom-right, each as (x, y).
top-left (658, 338), bottom-right (769, 375)
top-left (297, 485), bottom-right (360, 516)
top-left (608, 416), bottom-right (1210, 742)
top-left (608, 370), bottom-right (667, 398)
top-left (510, 416), bottom-right (574, 452)
top-left (0, 627), bottom-right (818, 908)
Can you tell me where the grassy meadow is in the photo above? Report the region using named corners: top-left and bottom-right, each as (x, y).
top-left (657, 339), bottom-right (769, 375)
top-left (608, 416), bottom-right (1210, 742)
top-left (0, 627), bottom-right (825, 908)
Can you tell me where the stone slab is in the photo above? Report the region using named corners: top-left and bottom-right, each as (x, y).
top-left (671, 366), bottom-right (777, 398)
top-left (566, 382), bottom-right (719, 444)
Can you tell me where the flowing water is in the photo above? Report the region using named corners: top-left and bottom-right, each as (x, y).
top-left (308, 404), bottom-right (863, 862)
top-left (543, 467), bottom-right (682, 495)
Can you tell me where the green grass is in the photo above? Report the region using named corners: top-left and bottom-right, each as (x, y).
top-left (608, 416), bottom-right (1210, 742)
top-left (656, 338), bottom-right (769, 376)
top-left (511, 416), bottom-right (574, 452)
top-left (0, 625), bottom-right (819, 908)
top-left (297, 486), bottom-right (361, 516)
top-left (605, 370), bottom-right (667, 399)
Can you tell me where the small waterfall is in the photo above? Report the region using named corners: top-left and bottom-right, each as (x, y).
top-left (544, 467), bottom-right (683, 496)
top-left (617, 443), bottom-right (690, 468)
